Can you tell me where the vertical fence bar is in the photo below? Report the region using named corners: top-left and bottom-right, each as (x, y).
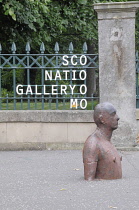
top-left (55, 42), bottom-right (59, 110)
top-left (41, 71), bottom-right (44, 110)
top-left (35, 95), bottom-right (37, 109)
top-left (12, 43), bottom-right (17, 110)
top-left (56, 73), bottom-right (58, 110)
top-left (40, 42), bottom-right (45, 110)
top-left (27, 70), bottom-right (30, 109)
top-left (26, 42), bottom-right (30, 110)
top-left (63, 95), bottom-right (65, 109)
top-left (6, 94), bottom-right (8, 110)
top-left (21, 95), bottom-right (23, 110)
top-left (13, 68), bottom-right (16, 110)
top-left (69, 68), bottom-right (72, 110)
top-left (49, 94), bottom-right (51, 109)
top-left (69, 42), bottom-right (74, 109)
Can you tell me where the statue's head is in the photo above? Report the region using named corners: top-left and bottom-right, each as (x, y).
top-left (93, 102), bottom-right (119, 130)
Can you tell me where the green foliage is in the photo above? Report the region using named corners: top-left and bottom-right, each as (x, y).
top-left (0, 0), bottom-right (50, 52)
top-left (46, 0), bottom-right (98, 53)
top-left (0, 0), bottom-right (98, 53)
top-left (0, 0), bottom-right (139, 52)
top-left (1, 67), bottom-right (24, 91)
top-left (1, 88), bottom-right (13, 102)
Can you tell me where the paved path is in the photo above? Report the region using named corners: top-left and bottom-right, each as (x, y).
top-left (0, 150), bottom-right (139, 210)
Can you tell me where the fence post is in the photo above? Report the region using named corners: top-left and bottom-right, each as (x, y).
top-left (94, 2), bottom-right (139, 147)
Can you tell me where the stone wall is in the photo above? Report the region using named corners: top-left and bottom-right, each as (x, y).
top-left (0, 110), bottom-right (96, 150)
top-left (0, 110), bottom-right (138, 150)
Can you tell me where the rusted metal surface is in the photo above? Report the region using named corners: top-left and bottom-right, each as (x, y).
top-left (83, 102), bottom-right (122, 180)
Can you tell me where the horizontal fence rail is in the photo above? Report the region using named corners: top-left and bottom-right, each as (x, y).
top-left (0, 42), bottom-right (99, 110)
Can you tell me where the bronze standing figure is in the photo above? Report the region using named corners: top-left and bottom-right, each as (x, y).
top-left (83, 102), bottom-right (122, 180)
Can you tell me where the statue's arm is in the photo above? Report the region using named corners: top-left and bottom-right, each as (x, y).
top-left (83, 159), bottom-right (97, 181)
top-left (83, 142), bottom-right (98, 181)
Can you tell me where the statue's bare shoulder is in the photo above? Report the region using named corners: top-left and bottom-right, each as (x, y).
top-left (83, 131), bottom-right (100, 164)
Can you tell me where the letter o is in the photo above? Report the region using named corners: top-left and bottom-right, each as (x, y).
top-left (80, 84), bottom-right (87, 95)
top-left (79, 70), bottom-right (86, 80)
top-left (80, 55), bottom-right (87, 65)
top-left (80, 99), bottom-right (87, 109)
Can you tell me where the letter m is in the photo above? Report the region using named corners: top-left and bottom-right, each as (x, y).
top-left (70, 99), bottom-right (78, 109)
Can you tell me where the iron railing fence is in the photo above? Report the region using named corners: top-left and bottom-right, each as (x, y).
top-left (0, 42), bottom-right (99, 110)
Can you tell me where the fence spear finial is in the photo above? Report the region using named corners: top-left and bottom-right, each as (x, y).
top-left (69, 42), bottom-right (73, 54)
top-left (54, 42), bottom-right (59, 53)
top-left (83, 42), bottom-right (87, 53)
top-left (26, 42), bottom-right (31, 53)
top-left (40, 42), bottom-right (45, 53)
top-left (11, 42), bottom-right (16, 53)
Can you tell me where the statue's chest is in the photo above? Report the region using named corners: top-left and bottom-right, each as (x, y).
top-left (98, 141), bottom-right (121, 163)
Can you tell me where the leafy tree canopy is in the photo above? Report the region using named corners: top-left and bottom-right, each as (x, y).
top-left (0, 0), bottom-right (139, 53)
top-left (0, 0), bottom-right (98, 53)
